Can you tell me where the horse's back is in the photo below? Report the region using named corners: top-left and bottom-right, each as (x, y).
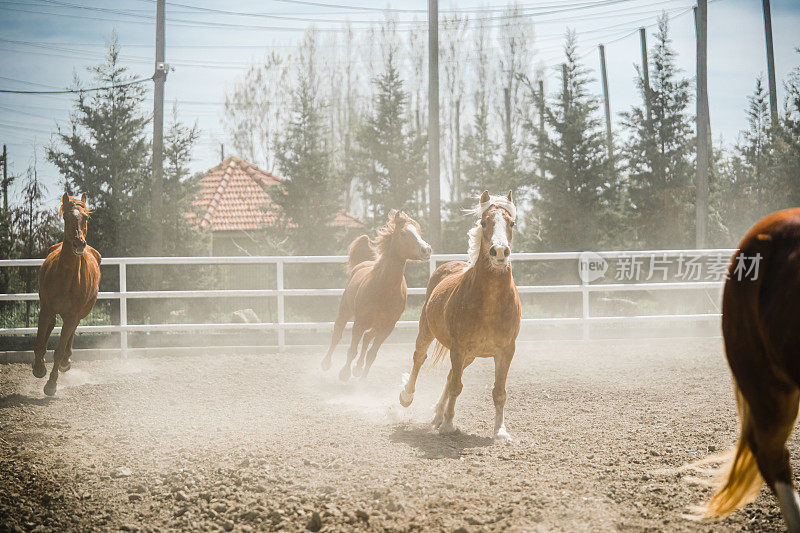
top-left (425, 261), bottom-right (468, 300)
top-left (724, 208), bottom-right (800, 385)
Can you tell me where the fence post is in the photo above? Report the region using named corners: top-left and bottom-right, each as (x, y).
top-left (119, 262), bottom-right (128, 358)
top-left (276, 260), bottom-right (285, 352)
top-left (581, 274), bottom-right (590, 341)
top-left (429, 255), bottom-right (436, 278)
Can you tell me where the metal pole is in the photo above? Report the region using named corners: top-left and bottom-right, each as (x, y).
top-left (503, 86), bottom-right (512, 151)
top-left (428, 0), bottom-right (441, 251)
top-left (538, 79), bottom-right (545, 181)
top-left (599, 44), bottom-right (613, 160)
top-left (1, 145), bottom-right (7, 212)
top-left (276, 260), bottom-right (285, 352)
top-left (762, 0), bottom-right (779, 123)
top-left (695, 2), bottom-right (709, 249)
top-left (454, 98), bottom-right (461, 203)
top-left (119, 263), bottom-right (128, 358)
top-left (639, 28), bottom-right (651, 121)
top-left (151, 0), bottom-right (165, 257)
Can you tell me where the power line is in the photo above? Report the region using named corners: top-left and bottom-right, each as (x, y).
top-left (0, 76), bottom-right (153, 94)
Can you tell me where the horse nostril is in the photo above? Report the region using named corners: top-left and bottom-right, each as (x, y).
top-left (489, 247), bottom-right (497, 257)
top-left (503, 248), bottom-right (510, 258)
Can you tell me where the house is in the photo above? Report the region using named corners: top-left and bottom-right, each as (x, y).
top-left (193, 157), bottom-right (362, 256)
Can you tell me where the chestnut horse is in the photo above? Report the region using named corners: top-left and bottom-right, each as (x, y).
top-left (32, 193), bottom-right (101, 396)
top-left (399, 191), bottom-right (520, 441)
top-left (702, 208), bottom-right (800, 531)
top-left (321, 210), bottom-right (431, 381)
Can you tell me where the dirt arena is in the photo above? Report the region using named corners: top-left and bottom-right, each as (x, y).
top-left (0, 338), bottom-right (794, 532)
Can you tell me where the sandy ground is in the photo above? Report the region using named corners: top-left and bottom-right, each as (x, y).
top-left (0, 338), bottom-right (794, 532)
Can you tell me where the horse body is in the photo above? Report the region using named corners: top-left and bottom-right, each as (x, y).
top-left (321, 210), bottom-right (431, 381)
top-left (704, 208), bottom-right (800, 531)
top-left (400, 191), bottom-right (521, 441)
top-left (33, 193), bottom-right (101, 396)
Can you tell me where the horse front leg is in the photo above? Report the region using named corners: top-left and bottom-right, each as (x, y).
top-left (339, 322), bottom-right (365, 382)
top-left (44, 317), bottom-right (78, 396)
top-left (321, 300), bottom-right (351, 371)
top-left (32, 307), bottom-right (55, 379)
top-left (400, 316), bottom-right (434, 407)
top-left (438, 351), bottom-right (467, 435)
top-left (59, 328), bottom-right (77, 372)
top-left (352, 329), bottom-right (375, 377)
top-left (492, 343), bottom-right (515, 443)
top-left (359, 327), bottom-right (392, 380)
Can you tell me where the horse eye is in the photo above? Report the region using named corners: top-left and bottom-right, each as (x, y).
top-left (480, 220), bottom-right (486, 228)
top-left (510, 221), bottom-right (515, 227)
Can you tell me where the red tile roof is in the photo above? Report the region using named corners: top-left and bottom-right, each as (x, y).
top-left (193, 157), bottom-right (362, 232)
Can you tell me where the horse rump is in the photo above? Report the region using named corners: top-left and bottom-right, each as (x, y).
top-left (346, 235), bottom-right (377, 275)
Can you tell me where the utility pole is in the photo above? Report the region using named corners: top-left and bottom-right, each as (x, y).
top-left (538, 79), bottom-right (545, 182)
top-left (151, 0), bottom-right (166, 257)
top-left (503, 87), bottom-right (512, 152)
top-left (1, 145), bottom-right (8, 212)
top-left (598, 44), bottom-right (613, 160)
top-left (762, 0), bottom-right (778, 123)
top-left (694, 1), bottom-right (709, 248)
top-left (454, 98), bottom-right (461, 203)
top-left (427, 0), bottom-right (441, 250)
top-left (639, 28), bottom-right (651, 120)
top-left (220, 143), bottom-right (225, 163)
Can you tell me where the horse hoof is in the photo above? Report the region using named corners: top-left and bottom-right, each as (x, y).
top-left (338, 368), bottom-right (350, 382)
top-left (399, 389), bottom-right (413, 407)
top-left (43, 381), bottom-right (57, 396)
top-left (438, 420), bottom-right (458, 435)
top-left (32, 360), bottom-right (47, 379)
top-left (431, 414), bottom-right (443, 430)
top-left (58, 359), bottom-right (71, 372)
top-left (320, 358), bottom-right (331, 371)
top-left (494, 428), bottom-right (513, 443)
top-left (351, 365), bottom-right (362, 377)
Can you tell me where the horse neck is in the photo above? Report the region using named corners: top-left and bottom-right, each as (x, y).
top-left (374, 242), bottom-right (407, 285)
top-left (57, 235), bottom-right (81, 270)
top-left (468, 251), bottom-right (514, 293)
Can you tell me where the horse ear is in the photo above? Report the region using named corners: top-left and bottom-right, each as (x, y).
top-left (62, 192), bottom-right (69, 208)
top-left (80, 193), bottom-right (87, 205)
top-left (480, 190), bottom-right (490, 204)
top-left (507, 190), bottom-right (513, 203)
top-left (388, 209), bottom-right (398, 222)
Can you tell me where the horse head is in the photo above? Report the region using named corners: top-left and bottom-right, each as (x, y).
top-left (382, 210), bottom-right (431, 262)
top-left (470, 190), bottom-right (516, 271)
top-left (61, 192), bottom-right (91, 256)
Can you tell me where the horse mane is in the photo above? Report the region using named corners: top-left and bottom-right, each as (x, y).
top-left (465, 195), bottom-right (516, 268)
top-left (374, 210), bottom-right (413, 257)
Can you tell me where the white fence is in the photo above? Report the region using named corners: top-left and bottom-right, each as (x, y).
top-left (0, 249), bottom-right (734, 353)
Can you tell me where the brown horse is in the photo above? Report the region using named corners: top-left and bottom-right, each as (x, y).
top-left (321, 210), bottom-right (431, 381)
top-left (702, 208), bottom-right (800, 531)
top-left (32, 193), bottom-right (101, 396)
top-left (399, 191), bottom-right (521, 441)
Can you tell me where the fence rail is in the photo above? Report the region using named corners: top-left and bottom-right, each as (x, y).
top-left (0, 249), bottom-right (735, 353)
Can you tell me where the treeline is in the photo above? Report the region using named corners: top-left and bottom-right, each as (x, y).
top-left (225, 12), bottom-right (800, 253)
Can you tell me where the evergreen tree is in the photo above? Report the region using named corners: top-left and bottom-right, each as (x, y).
top-left (772, 55), bottom-right (800, 206)
top-left (534, 32), bottom-right (615, 252)
top-left (462, 97), bottom-right (500, 196)
top-left (47, 34), bottom-right (150, 257)
top-left (354, 52), bottom-right (426, 229)
top-left (273, 49), bottom-right (342, 254)
top-left (620, 15), bottom-right (695, 248)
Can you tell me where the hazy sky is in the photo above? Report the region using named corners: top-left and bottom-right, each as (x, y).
top-left (1, 0), bottom-right (799, 205)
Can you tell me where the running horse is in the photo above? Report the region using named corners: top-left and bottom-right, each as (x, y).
top-left (702, 208), bottom-right (800, 532)
top-left (399, 191), bottom-right (521, 441)
top-left (321, 210), bottom-right (431, 381)
top-left (32, 193), bottom-right (101, 396)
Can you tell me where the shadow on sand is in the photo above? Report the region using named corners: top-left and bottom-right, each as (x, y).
top-left (0, 393), bottom-right (55, 409)
top-left (389, 423), bottom-right (493, 459)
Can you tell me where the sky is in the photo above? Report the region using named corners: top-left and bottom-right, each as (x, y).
top-left (1, 0), bottom-right (799, 206)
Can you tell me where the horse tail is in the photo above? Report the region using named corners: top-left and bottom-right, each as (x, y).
top-left (346, 235), bottom-right (377, 275)
top-left (429, 341), bottom-right (449, 369)
top-left (704, 385), bottom-right (764, 519)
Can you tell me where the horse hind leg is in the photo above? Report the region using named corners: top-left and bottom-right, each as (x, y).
top-left (321, 304), bottom-right (351, 371)
top-left (352, 329), bottom-right (375, 377)
top-left (360, 327), bottom-right (392, 380)
top-left (339, 322), bottom-right (366, 382)
top-left (32, 308), bottom-right (55, 379)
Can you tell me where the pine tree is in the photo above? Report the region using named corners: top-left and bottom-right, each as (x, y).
top-left (354, 52), bottom-right (426, 230)
top-left (772, 55), bottom-right (800, 207)
top-left (534, 32), bottom-right (615, 252)
top-left (620, 15), bottom-right (695, 248)
top-left (46, 34), bottom-right (150, 257)
top-left (273, 40), bottom-right (343, 254)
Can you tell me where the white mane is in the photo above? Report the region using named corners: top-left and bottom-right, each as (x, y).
top-left (465, 195), bottom-right (516, 268)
